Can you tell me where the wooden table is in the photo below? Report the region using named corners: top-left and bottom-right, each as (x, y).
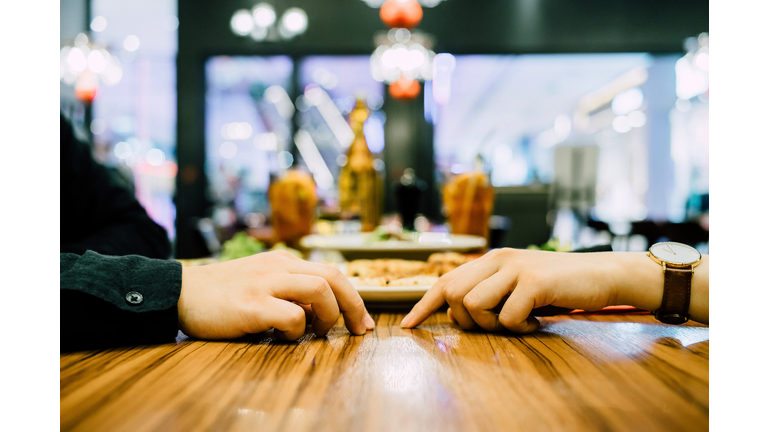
top-left (60, 311), bottom-right (709, 432)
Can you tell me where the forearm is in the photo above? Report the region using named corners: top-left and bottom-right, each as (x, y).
top-left (610, 252), bottom-right (709, 324)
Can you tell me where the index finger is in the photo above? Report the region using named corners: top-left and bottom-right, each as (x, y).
top-left (269, 274), bottom-right (340, 337)
top-left (283, 260), bottom-right (367, 335)
top-left (401, 253), bottom-right (493, 328)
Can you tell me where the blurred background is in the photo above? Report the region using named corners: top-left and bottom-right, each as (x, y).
top-left (60, 0), bottom-right (709, 259)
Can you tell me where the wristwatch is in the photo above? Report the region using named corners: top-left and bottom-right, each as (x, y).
top-left (647, 241), bottom-right (702, 324)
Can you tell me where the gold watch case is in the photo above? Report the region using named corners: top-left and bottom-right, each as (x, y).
top-left (647, 241), bottom-right (702, 269)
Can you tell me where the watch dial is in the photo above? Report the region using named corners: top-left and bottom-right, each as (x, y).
top-left (650, 242), bottom-right (701, 265)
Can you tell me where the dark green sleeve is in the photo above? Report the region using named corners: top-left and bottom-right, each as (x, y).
top-left (60, 251), bottom-right (183, 352)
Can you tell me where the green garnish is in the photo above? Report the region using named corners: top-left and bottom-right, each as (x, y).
top-left (527, 238), bottom-right (571, 252)
top-left (219, 232), bottom-right (266, 261)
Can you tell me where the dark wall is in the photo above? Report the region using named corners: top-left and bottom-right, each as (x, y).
top-left (175, 0), bottom-right (708, 257)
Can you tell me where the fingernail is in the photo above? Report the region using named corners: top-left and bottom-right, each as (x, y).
top-left (364, 313), bottom-right (375, 329)
top-left (400, 312), bottom-right (413, 328)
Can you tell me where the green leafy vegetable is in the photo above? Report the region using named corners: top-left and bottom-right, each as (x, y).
top-left (527, 238), bottom-right (571, 252)
top-left (363, 226), bottom-right (415, 244)
top-left (219, 232), bottom-right (265, 261)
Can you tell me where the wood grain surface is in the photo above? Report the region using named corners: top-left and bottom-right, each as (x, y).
top-left (60, 312), bottom-right (709, 432)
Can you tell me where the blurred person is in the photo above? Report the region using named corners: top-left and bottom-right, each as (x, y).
top-left (60, 115), bottom-right (373, 351)
top-left (401, 247), bottom-right (709, 332)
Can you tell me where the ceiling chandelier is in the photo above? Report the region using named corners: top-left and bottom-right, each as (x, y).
top-left (60, 32), bottom-right (123, 104)
top-left (368, 0), bottom-right (440, 100)
top-left (230, 2), bottom-right (308, 41)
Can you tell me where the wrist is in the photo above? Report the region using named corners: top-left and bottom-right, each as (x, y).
top-left (178, 266), bottom-right (194, 333)
top-left (608, 252), bottom-right (665, 311)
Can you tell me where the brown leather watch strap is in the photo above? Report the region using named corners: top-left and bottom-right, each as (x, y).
top-left (655, 265), bottom-right (693, 324)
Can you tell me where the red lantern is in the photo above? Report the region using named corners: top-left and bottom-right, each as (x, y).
top-left (380, 0), bottom-right (423, 30)
top-left (389, 77), bottom-right (421, 100)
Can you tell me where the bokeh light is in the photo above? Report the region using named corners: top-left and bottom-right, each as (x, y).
top-left (165, 15), bottom-right (179, 32)
top-left (90, 118), bottom-right (106, 135)
top-left (279, 8), bottom-right (308, 39)
top-left (676, 98), bottom-right (692, 112)
top-left (254, 133), bottom-right (278, 151)
top-left (695, 52), bottom-right (709, 71)
top-left (231, 9), bottom-right (255, 36)
top-left (67, 47), bottom-right (87, 72)
top-left (627, 110), bottom-right (646, 128)
top-left (123, 35), bottom-right (140, 52)
top-left (87, 50), bottom-right (107, 73)
top-left (277, 151), bottom-right (294, 169)
top-left (282, 8), bottom-right (307, 33)
top-left (612, 115), bottom-right (632, 133)
top-left (220, 141), bottom-right (238, 159)
top-left (250, 25), bottom-right (268, 41)
top-left (252, 3), bottom-right (276, 28)
top-left (114, 141), bottom-right (131, 159)
top-left (611, 87), bottom-right (643, 115)
top-left (102, 57), bottom-right (123, 86)
top-left (222, 122), bottom-right (253, 140)
top-left (90, 16), bottom-right (107, 32)
top-left (74, 32), bottom-right (89, 47)
top-left (146, 148), bottom-right (166, 166)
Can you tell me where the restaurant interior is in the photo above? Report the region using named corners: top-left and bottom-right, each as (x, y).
top-left (57, 1), bottom-right (721, 431)
top-left (61, 0), bottom-right (709, 259)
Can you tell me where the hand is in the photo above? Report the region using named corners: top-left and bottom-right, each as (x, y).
top-left (178, 250), bottom-right (375, 341)
top-left (400, 248), bottom-right (619, 333)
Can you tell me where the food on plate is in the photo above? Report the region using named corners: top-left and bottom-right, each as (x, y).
top-left (363, 225), bottom-right (415, 243)
top-left (345, 252), bottom-right (471, 287)
top-left (387, 276), bottom-right (440, 287)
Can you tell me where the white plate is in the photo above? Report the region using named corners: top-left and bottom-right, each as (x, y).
top-left (349, 277), bottom-right (435, 302)
top-left (300, 232), bottom-right (486, 260)
top-left (350, 279), bottom-right (432, 302)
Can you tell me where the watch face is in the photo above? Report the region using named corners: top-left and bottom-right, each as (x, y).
top-left (649, 242), bottom-right (701, 266)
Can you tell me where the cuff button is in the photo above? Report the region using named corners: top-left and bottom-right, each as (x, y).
top-left (125, 291), bottom-right (144, 305)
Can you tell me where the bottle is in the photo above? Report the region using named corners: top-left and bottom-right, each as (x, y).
top-left (338, 97), bottom-right (381, 232)
top-left (395, 168), bottom-right (427, 231)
